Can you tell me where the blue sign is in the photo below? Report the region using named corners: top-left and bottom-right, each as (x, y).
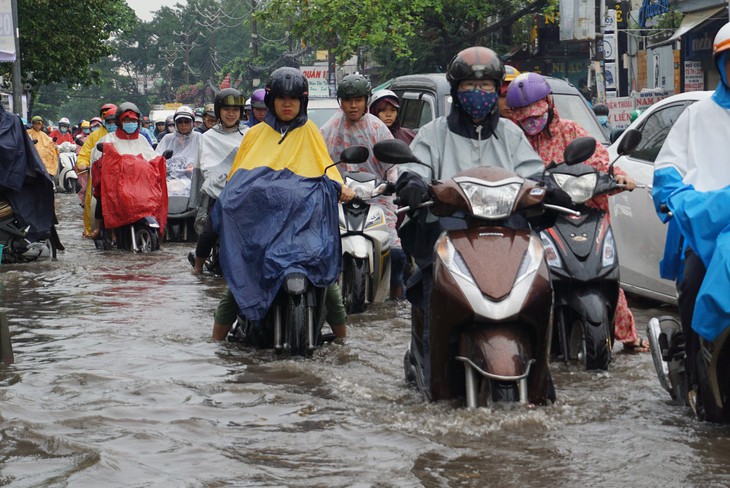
top-left (639, 0), bottom-right (671, 28)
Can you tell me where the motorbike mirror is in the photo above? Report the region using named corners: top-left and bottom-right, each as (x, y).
top-left (340, 146), bottom-right (369, 165)
top-left (373, 139), bottom-right (436, 183)
top-left (563, 137), bottom-right (596, 166)
top-left (616, 128), bottom-right (642, 156)
top-left (96, 142), bottom-right (104, 152)
top-left (75, 137), bottom-right (84, 146)
top-left (162, 150), bottom-right (173, 160)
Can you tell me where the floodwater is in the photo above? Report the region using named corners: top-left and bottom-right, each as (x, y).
top-left (2, 193), bottom-right (730, 487)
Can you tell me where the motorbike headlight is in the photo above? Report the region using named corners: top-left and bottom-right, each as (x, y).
top-left (602, 227), bottom-right (616, 267)
top-left (539, 230), bottom-right (562, 269)
top-left (346, 177), bottom-right (376, 200)
top-left (551, 173), bottom-right (597, 204)
top-left (457, 181), bottom-right (521, 220)
top-left (436, 234), bottom-right (475, 284)
top-left (515, 236), bottom-right (543, 284)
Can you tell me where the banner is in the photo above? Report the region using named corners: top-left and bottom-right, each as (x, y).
top-left (0, 0), bottom-right (15, 62)
top-left (300, 66), bottom-right (330, 98)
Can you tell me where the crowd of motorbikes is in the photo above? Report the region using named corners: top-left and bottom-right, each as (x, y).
top-left (5, 119), bottom-right (730, 423)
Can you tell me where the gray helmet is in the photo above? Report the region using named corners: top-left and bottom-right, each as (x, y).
top-left (115, 102), bottom-right (141, 125)
top-left (337, 74), bottom-right (371, 100)
top-left (446, 46), bottom-right (505, 90)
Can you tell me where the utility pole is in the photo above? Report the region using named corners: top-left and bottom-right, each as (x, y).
top-left (11, 0), bottom-right (22, 116)
top-left (251, 0), bottom-right (258, 58)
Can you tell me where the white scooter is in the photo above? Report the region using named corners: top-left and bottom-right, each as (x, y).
top-left (56, 141), bottom-right (79, 193)
top-left (338, 168), bottom-right (392, 314)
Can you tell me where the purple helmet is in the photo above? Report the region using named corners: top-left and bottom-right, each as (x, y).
top-left (505, 73), bottom-right (552, 109)
top-left (250, 88), bottom-right (266, 109)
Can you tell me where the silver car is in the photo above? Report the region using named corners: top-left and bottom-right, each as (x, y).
top-left (607, 91), bottom-right (713, 304)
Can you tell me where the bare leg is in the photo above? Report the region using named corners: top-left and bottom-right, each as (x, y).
top-left (193, 256), bottom-right (205, 275)
top-left (212, 321), bottom-right (232, 341)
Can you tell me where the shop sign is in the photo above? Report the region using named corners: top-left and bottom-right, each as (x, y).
top-left (638, 0), bottom-right (670, 28)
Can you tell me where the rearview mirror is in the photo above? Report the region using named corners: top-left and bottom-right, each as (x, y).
top-left (96, 142), bottom-right (104, 152)
top-left (616, 128), bottom-right (642, 156)
top-left (373, 139), bottom-right (416, 165)
top-left (563, 137), bottom-right (596, 165)
top-left (162, 150), bottom-right (173, 160)
top-left (339, 146), bottom-right (369, 165)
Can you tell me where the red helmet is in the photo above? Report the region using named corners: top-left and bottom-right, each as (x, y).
top-left (100, 103), bottom-right (117, 118)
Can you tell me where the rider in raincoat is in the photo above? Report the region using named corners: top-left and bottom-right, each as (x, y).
top-left (155, 106), bottom-right (202, 198)
top-left (506, 72), bottom-right (644, 353)
top-left (27, 116), bottom-right (58, 177)
top-left (652, 22), bottom-right (730, 399)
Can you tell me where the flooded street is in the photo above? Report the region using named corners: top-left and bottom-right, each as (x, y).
top-left (2, 193), bottom-right (730, 487)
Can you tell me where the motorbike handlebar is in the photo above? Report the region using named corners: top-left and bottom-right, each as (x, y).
top-left (396, 201), bottom-right (434, 214)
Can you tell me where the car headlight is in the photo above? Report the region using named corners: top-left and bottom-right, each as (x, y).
top-left (602, 227), bottom-right (616, 267)
top-left (539, 230), bottom-right (562, 269)
top-left (456, 180), bottom-right (521, 220)
top-left (346, 177), bottom-right (376, 199)
top-left (436, 234), bottom-right (475, 284)
top-left (551, 173), bottom-right (597, 204)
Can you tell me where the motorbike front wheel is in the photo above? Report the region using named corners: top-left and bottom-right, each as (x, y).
top-left (343, 256), bottom-right (369, 314)
top-left (286, 294), bottom-right (309, 356)
top-left (574, 319), bottom-right (610, 371)
top-left (134, 228), bottom-right (159, 252)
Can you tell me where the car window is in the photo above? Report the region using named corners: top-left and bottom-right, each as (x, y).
top-left (400, 93), bottom-right (436, 130)
top-left (551, 93), bottom-right (608, 144)
top-left (629, 102), bottom-right (694, 163)
top-left (308, 107), bottom-right (339, 128)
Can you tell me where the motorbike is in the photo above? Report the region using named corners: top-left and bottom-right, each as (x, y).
top-left (541, 129), bottom-right (643, 371)
top-left (338, 166), bottom-right (392, 313)
top-left (56, 141), bottom-right (80, 194)
top-left (373, 138), bottom-right (594, 408)
top-left (165, 156), bottom-right (198, 242)
top-left (93, 142), bottom-right (171, 252)
top-left (0, 195), bottom-right (55, 262)
top-left (228, 146), bottom-right (370, 356)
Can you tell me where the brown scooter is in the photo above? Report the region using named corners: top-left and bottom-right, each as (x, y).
top-left (374, 138), bottom-right (595, 408)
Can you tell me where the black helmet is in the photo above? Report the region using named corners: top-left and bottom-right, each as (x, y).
top-left (214, 88), bottom-right (244, 120)
top-left (264, 67), bottom-right (309, 115)
top-left (337, 74), bottom-right (371, 100)
top-left (446, 47), bottom-right (505, 91)
top-left (115, 102), bottom-right (141, 124)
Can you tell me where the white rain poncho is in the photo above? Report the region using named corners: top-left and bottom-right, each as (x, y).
top-left (197, 124), bottom-right (247, 200)
top-left (156, 129), bottom-right (202, 196)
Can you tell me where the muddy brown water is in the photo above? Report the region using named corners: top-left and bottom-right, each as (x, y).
top-left (1, 193), bottom-right (730, 487)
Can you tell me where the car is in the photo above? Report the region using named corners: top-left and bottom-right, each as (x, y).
top-left (307, 97), bottom-right (340, 127)
top-left (382, 73), bottom-right (610, 145)
top-left (607, 90), bottom-right (713, 305)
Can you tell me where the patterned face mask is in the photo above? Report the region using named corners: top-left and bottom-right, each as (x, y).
top-left (457, 90), bottom-right (499, 120)
top-left (519, 112), bottom-right (549, 136)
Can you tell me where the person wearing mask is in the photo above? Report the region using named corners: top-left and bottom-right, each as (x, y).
top-left (77, 103), bottom-right (117, 238)
top-left (49, 117), bottom-right (74, 145)
top-left (505, 72), bottom-right (645, 353)
top-left (247, 89), bottom-right (267, 127)
top-left (320, 74), bottom-right (402, 299)
top-left (497, 65), bottom-right (521, 120)
top-left (89, 103), bottom-right (157, 242)
top-left (210, 67), bottom-right (355, 342)
top-left (27, 115), bottom-right (59, 177)
top-left (188, 88), bottom-right (248, 274)
top-left (139, 116), bottom-right (157, 147)
top-left (194, 107), bottom-right (205, 131)
top-left (593, 103), bottom-right (611, 130)
top-left (652, 23), bottom-right (730, 414)
top-left (154, 119), bottom-right (167, 140)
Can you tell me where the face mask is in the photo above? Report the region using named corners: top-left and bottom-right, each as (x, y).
top-left (59, 126), bottom-right (68, 133)
top-left (91, 126), bottom-right (100, 132)
top-left (122, 122), bottom-right (138, 134)
top-left (106, 123), bottom-right (117, 133)
top-left (519, 112), bottom-right (549, 136)
top-left (597, 115), bottom-right (609, 126)
top-left (457, 90), bottom-right (498, 120)
top-left (83, 128), bottom-right (90, 135)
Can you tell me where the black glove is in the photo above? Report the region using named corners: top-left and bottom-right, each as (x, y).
top-left (545, 186), bottom-right (575, 208)
top-left (395, 171), bottom-right (428, 210)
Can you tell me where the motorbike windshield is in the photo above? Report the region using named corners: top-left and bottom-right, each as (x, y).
top-left (212, 166), bottom-right (342, 321)
top-left (156, 132), bottom-right (201, 198)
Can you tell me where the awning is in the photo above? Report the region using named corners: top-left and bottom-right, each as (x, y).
top-left (647, 6), bottom-right (725, 48)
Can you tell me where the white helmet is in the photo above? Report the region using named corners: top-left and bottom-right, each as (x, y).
top-left (714, 22), bottom-right (730, 59)
top-left (58, 117), bottom-right (70, 127)
top-left (174, 105), bottom-right (195, 122)
top-left (369, 89), bottom-right (400, 109)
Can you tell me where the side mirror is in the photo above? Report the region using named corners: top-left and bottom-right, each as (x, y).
top-left (339, 146), bottom-right (369, 165)
top-left (373, 139), bottom-right (417, 165)
top-left (616, 128), bottom-right (641, 156)
top-left (96, 142), bottom-right (104, 152)
top-left (563, 136), bottom-right (596, 165)
top-left (75, 137), bottom-right (84, 146)
top-left (609, 128), bottom-right (625, 144)
top-left (162, 150), bottom-right (173, 160)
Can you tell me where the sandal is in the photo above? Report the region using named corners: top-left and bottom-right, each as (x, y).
top-left (622, 338), bottom-right (650, 353)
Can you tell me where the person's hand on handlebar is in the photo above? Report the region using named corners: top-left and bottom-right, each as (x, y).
top-left (339, 185), bottom-right (355, 203)
top-left (614, 174), bottom-right (636, 191)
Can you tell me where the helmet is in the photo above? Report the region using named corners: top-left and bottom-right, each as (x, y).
top-left (214, 88), bottom-right (244, 119)
top-left (194, 107), bottom-right (205, 117)
top-left (115, 102), bottom-right (141, 123)
top-left (629, 109), bottom-right (643, 123)
top-left (204, 103), bottom-right (216, 118)
top-left (264, 67), bottom-right (309, 113)
top-left (165, 115), bottom-right (174, 126)
top-left (100, 103), bottom-right (117, 117)
top-left (337, 74), bottom-right (371, 100)
top-left (369, 89), bottom-right (399, 109)
top-left (174, 105), bottom-right (195, 122)
top-left (103, 107), bottom-right (117, 122)
top-left (505, 72), bottom-right (552, 109)
top-left (500, 65), bottom-right (521, 95)
top-left (250, 88), bottom-right (266, 109)
top-left (714, 22), bottom-right (730, 59)
top-left (593, 104), bottom-right (609, 116)
top-left (90, 117), bottom-right (102, 127)
top-left (58, 117), bottom-right (70, 127)
top-left (81, 120), bottom-right (91, 129)
top-left (446, 47), bottom-right (505, 90)
top-left (244, 98), bottom-right (251, 110)
top-left (31, 115), bottom-right (43, 123)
